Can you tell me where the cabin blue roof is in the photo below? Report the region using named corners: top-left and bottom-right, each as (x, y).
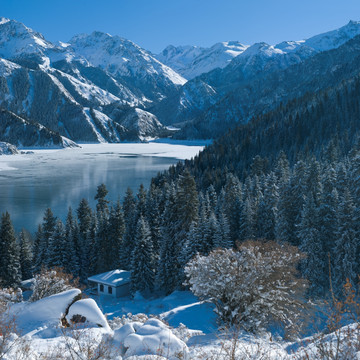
top-left (88, 269), bottom-right (131, 287)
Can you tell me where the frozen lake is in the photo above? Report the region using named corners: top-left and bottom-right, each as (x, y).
top-left (0, 142), bottom-right (206, 233)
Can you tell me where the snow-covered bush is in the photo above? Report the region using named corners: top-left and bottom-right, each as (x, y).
top-left (109, 312), bottom-right (149, 330)
top-left (184, 240), bottom-right (308, 332)
top-left (0, 288), bottom-right (22, 311)
top-left (30, 267), bottom-right (79, 302)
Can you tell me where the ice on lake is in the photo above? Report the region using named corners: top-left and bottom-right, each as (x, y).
top-left (0, 142), bottom-right (206, 232)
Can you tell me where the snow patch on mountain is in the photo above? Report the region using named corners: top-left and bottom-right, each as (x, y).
top-left (157, 41), bottom-right (248, 79)
top-left (68, 32), bottom-right (186, 86)
top-left (120, 108), bottom-right (166, 141)
top-left (0, 18), bottom-right (55, 61)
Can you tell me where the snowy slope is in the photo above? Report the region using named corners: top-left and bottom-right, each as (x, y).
top-left (0, 17), bottom-right (55, 63)
top-left (157, 41), bottom-right (248, 79)
top-left (155, 20), bottom-right (360, 131)
top-left (119, 108), bottom-right (167, 141)
top-left (276, 20), bottom-right (360, 53)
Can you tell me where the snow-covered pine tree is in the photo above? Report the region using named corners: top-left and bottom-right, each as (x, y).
top-left (108, 200), bottom-right (125, 269)
top-left (135, 184), bottom-right (147, 220)
top-left (214, 210), bottom-right (232, 249)
top-left (33, 224), bottom-right (43, 273)
top-left (333, 188), bottom-right (358, 295)
top-left (87, 212), bottom-right (98, 276)
top-left (224, 174), bottom-right (242, 243)
top-left (256, 172), bottom-right (278, 240)
top-left (47, 219), bottom-right (66, 268)
top-left (41, 208), bottom-right (57, 267)
top-left (130, 216), bottom-right (155, 297)
top-left (121, 187), bottom-right (137, 269)
top-left (19, 229), bottom-right (33, 280)
top-left (76, 198), bottom-right (92, 279)
top-left (146, 184), bottom-right (163, 258)
top-left (65, 207), bottom-right (80, 277)
top-left (95, 184), bottom-right (110, 273)
top-left (0, 212), bottom-right (21, 287)
top-left (239, 197), bottom-right (256, 241)
top-left (276, 179), bottom-right (298, 245)
top-left (319, 166), bottom-right (339, 290)
top-left (297, 195), bottom-right (324, 296)
top-left (156, 183), bottom-right (178, 294)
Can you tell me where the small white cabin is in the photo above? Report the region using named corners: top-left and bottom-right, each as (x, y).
top-left (88, 269), bottom-right (131, 298)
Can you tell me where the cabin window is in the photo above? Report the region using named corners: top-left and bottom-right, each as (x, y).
top-left (100, 284), bottom-right (104, 292)
top-left (108, 286), bottom-right (113, 294)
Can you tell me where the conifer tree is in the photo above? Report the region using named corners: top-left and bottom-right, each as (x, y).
top-left (156, 183), bottom-right (178, 294)
top-left (214, 210), bottom-right (232, 248)
top-left (239, 197), bottom-right (256, 241)
top-left (0, 212), bottom-right (21, 287)
top-left (95, 184), bottom-right (110, 273)
top-left (224, 174), bottom-right (242, 242)
top-left (130, 216), bottom-right (155, 296)
top-left (298, 196), bottom-right (324, 296)
top-left (47, 219), bottom-right (66, 268)
top-left (108, 200), bottom-right (125, 269)
top-left (334, 189), bottom-right (358, 294)
top-left (41, 208), bottom-right (57, 267)
top-left (19, 229), bottom-right (33, 280)
top-left (121, 187), bottom-right (137, 269)
top-left (65, 207), bottom-right (80, 276)
top-left (33, 224), bottom-right (43, 273)
top-left (77, 198), bottom-right (92, 279)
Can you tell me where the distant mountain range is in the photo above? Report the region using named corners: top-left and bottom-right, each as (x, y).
top-left (0, 17), bottom-right (360, 147)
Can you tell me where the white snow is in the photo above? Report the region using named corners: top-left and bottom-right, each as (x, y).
top-left (66, 298), bottom-right (111, 331)
top-left (123, 318), bottom-right (188, 359)
top-left (157, 41), bottom-right (249, 79)
top-left (88, 269), bottom-right (131, 287)
top-left (10, 289), bottom-right (81, 333)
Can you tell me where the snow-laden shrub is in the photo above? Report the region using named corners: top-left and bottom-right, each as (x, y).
top-left (172, 323), bottom-right (203, 343)
top-left (30, 267), bottom-right (78, 302)
top-left (185, 240), bottom-right (308, 332)
top-left (0, 288), bottom-right (22, 311)
top-left (109, 312), bottom-right (149, 330)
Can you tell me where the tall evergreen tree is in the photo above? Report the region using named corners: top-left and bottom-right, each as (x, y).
top-left (298, 196), bottom-right (324, 296)
top-left (41, 208), bottom-right (57, 267)
top-left (47, 219), bottom-right (66, 268)
top-left (33, 224), bottom-right (43, 273)
top-left (130, 216), bottom-right (155, 296)
top-left (19, 229), bottom-right (33, 280)
top-left (108, 200), bottom-right (125, 269)
top-left (65, 207), bottom-right (80, 276)
top-left (333, 189), bottom-right (358, 295)
top-left (77, 198), bottom-right (93, 279)
top-left (121, 187), bottom-right (137, 269)
top-left (0, 212), bottom-right (21, 287)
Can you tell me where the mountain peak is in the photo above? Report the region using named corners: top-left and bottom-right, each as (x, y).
top-left (0, 18), bottom-right (55, 60)
top-left (0, 17), bottom-right (10, 25)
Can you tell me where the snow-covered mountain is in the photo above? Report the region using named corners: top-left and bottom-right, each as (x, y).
top-left (154, 20), bottom-right (360, 133)
top-left (157, 41), bottom-right (248, 79)
top-left (0, 18), bottom-right (187, 144)
top-left (1, 17), bottom-right (360, 144)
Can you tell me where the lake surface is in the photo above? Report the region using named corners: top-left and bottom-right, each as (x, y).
top-left (0, 142), bottom-right (205, 233)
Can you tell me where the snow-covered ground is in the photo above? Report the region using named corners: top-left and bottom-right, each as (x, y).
top-left (3, 288), bottom-right (360, 359)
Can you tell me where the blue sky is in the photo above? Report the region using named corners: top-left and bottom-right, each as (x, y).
top-left (1, 0), bottom-right (360, 52)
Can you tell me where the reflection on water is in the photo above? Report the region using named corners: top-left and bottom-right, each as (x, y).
top-left (0, 152), bottom-right (179, 233)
